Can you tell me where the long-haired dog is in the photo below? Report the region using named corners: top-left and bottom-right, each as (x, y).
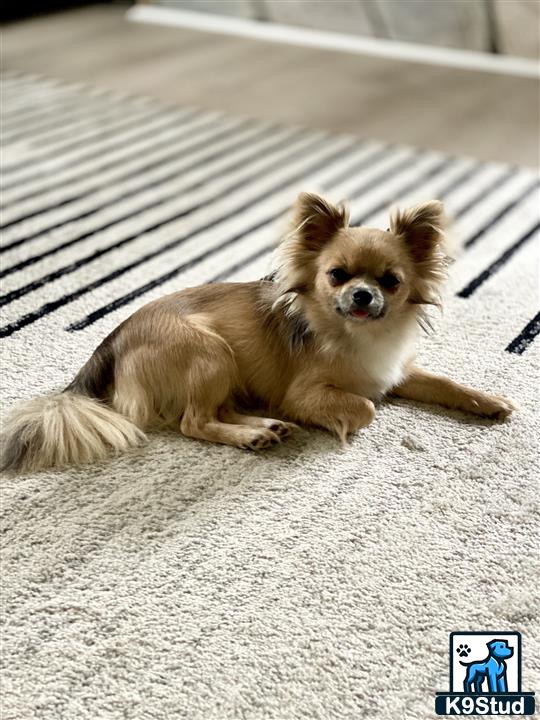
top-left (1, 193), bottom-right (515, 474)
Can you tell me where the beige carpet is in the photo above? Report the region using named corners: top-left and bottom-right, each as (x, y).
top-left (1, 72), bottom-right (539, 720)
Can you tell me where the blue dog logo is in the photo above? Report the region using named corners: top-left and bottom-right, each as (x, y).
top-left (435, 631), bottom-right (535, 715)
top-left (459, 639), bottom-right (513, 693)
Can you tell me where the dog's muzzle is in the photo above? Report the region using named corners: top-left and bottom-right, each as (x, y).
top-left (337, 284), bottom-right (385, 320)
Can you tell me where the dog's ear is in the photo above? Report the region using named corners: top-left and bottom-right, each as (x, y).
top-left (390, 200), bottom-right (445, 263)
top-left (274, 193), bottom-right (348, 295)
top-left (391, 200), bottom-right (448, 307)
top-left (291, 192), bottom-right (349, 251)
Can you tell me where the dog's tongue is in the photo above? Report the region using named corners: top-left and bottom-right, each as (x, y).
top-left (351, 309), bottom-right (369, 318)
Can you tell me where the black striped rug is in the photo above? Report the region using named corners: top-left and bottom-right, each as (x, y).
top-left (1, 72), bottom-right (538, 352)
top-left (1, 71), bottom-right (539, 720)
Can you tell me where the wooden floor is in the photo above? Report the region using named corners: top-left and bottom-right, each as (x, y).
top-left (2, 4), bottom-right (539, 166)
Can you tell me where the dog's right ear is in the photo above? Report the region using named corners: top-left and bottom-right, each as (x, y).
top-left (291, 192), bottom-right (349, 251)
top-left (275, 193), bottom-right (348, 295)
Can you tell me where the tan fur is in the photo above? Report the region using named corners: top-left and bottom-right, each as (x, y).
top-left (389, 199), bottom-right (450, 307)
top-left (392, 367), bottom-right (518, 418)
top-left (1, 393), bottom-right (146, 474)
top-left (1, 193), bottom-right (516, 475)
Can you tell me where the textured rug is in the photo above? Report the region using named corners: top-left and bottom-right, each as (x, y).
top-left (1, 72), bottom-right (539, 720)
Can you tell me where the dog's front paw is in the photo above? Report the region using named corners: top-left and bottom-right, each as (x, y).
top-left (467, 392), bottom-right (518, 420)
top-left (239, 428), bottom-right (281, 451)
top-left (266, 420), bottom-right (298, 439)
top-left (329, 399), bottom-right (376, 443)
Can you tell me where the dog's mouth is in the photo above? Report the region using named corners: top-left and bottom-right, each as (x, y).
top-left (350, 308), bottom-right (371, 319)
top-left (337, 306), bottom-right (385, 321)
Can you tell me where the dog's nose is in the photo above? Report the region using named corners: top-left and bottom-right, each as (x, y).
top-left (352, 289), bottom-right (373, 308)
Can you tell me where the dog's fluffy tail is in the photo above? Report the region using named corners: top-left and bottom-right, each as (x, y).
top-left (1, 392), bottom-right (146, 475)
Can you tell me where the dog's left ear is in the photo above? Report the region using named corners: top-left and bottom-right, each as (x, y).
top-left (390, 200), bottom-right (445, 262)
top-left (291, 192), bottom-right (349, 251)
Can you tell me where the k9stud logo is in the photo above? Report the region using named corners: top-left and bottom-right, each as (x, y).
top-left (435, 632), bottom-right (535, 715)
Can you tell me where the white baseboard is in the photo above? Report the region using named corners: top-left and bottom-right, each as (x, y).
top-left (127, 4), bottom-right (540, 79)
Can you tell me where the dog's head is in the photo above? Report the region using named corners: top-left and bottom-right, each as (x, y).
top-left (275, 192), bottom-right (448, 330)
top-left (488, 640), bottom-right (514, 660)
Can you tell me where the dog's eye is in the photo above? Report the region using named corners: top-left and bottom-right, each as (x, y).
top-left (378, 272), bottom-right (400, 290)
top-left (328, 268), bottom-right (351, 285)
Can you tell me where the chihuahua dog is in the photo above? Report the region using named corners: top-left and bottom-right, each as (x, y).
top-left (2, 193), bottom-right (515, 474)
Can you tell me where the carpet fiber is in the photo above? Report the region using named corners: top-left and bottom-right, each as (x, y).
top-left (1, 72), bottom-right (539, 720)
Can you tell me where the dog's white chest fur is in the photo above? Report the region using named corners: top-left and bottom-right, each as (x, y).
top-left (348, 317), bottom-right (418, 397)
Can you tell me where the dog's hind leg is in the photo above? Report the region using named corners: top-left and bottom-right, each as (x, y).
top-left (181, 416), bottom-right (282, 450)
top-left (107, 309), bottom-right (282, 450)
top-left (182, 402), bottom-right (284, 451)
top-left (177, 316), bottom-right (282, 450)
top-left (218, 407), bottom-right (297, 441)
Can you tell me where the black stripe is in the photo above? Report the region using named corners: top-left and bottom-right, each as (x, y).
top-left (314, 143), bottom-right (396, 189)
top-left (1, 79), bottom-right (106, 117)
top-left (0, 122), bottom-right (277, 259)
top-left (350, 155), bottom-right (452, 225)
top-left (1, 80), bottom-right (146, 125)
top-left (1, 91), bottom-right (93, 126)
top-left (66, 217), bottom-right (278, 332)
top-left (209, 244), bottom-right (274, 284)
top-left (67, 150), bottom-right (452, 332)
top-left (1, 108), bottom-right (203, 198)
top-left (208, 163), bottom-right (481, 283)
top-left (0, 132), bottom-right (325, 305)
top-left (457, 221), bottom-right (540, 298)
top-left (199, 157), bottom-right (438, 285)
top-left (213, 162), bottom-right (480, 285)
top-left (3, 98), bottom-right (141, 145)
top-left (1, 107), bottom-right (197, 193)
top-left (1, 142), bottom-right (395, 283)
top-left (453, 167), bottom-right (514, 217)
top-left (345, 152), bottom-right (420, 208)
top-left (506, 311), bottom-right (540, 355)
top-left (0, 141), bottom-right (353, 337)
top-left (2, 94), bottom-right (138, 144)
top-left (464, 181), bottom-right (539, 248)
top-left (1, 106), bottom-right (171, 176)
top-left (1, 93), bottom-right (150, 137)
top-left (437, 162), bottom-right (482, 200)
top-left (4, 105), bottom-right (148, 150)
top-left (2, 100), bottom-right (88, 134)
top-left (2, 112), bottom-right (198, 204)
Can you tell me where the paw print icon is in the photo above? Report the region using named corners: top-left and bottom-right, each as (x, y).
top-left (456, 644), bottom-right (471, 658)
